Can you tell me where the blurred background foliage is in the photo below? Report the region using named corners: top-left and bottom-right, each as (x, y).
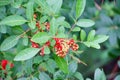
top-left (62, 0), bottom-right (120, 79)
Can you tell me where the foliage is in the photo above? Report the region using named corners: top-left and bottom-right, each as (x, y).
top-left (0, 0), bottom-right (112, 80)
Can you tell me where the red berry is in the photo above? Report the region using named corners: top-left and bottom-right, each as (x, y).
top-left (33, 14), bottom-right (37, 19)
top-left (1, 60), bottom-right (14, 70)
top-left (69, 39), bottom-right (75, 46)
top-left (31, 40), bottom-right (39, 48)
top-left (71, 43), bottom-right (79, 51)
top-left (40, 47), bottom-right (44, 56)
top-left (45, 41), bottom-right (50, 46)
top-left (45, 22), bottom-right (50, 31)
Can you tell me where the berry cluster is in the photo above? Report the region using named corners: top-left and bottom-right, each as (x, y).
top-left (33, 14), bottom-right (50, 31)
top-left (31, 40), bottom-right (39, 48)
top-left (44, 22), bottom-right (50, 31)
top-left (54, 38), bottom-right (79, 57)
top-left (1, 60), bottom-right (14, 70)
top-left (31, 40), bottom-right (50, 56)
top-left (39, 41), bottom-right (50, 56)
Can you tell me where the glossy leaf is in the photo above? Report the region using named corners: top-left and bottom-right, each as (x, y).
top-left (31, 32), bottom-right (51, 44)
top-left (72, 27), bottom-right (81, 32)
top-left (118, 60), bottom-right (120, 68)
top-left (22, 36), bottom-right (28, 46)
top-left (80, 30), bottom-right (86, 41)
top-left (115, 75), bottom-right (120, 80)
top-left (0, 25), bottom-right (7, 33)
top-left (35, 0), bottom-right (52, 15)
top-left (26, 0), bottom-right (34, 21)
top-left (14, 48), bottom-right (40, 61)
top-left (76, 0), bottom-right (86, 19)
top-left (47, 0), bottom-right (62, 14)
top-left (28, 21), bottom-right (36, 29)
top-left (46, 59), bottom-right (56, 73)
top-left (93, 35), bottom-right (109, 43)
top-left (39, 72), bottom-right (51, 80)
top-left (0, 15), bottom-right (27, 26)
top-left (0, 35), bottom-right (20, 51)
top-left (58, 21), bottom-right (71, 28)
top-left (76, 19), bottom-right (95, 27)
top-left (83, 42), bottom-right (100, 49)
top-left (94, 68), bottom-right (106, 80)
top-left (44, 46), bottom-right (50, 54)
top-left (87, 30), bottom-right (95, 41)
top-left (50, 17), bottom-right (57, 36)
top-left (69, 61), bottom-right (78, 73)
top-left (0, 0), bottom-right (12, 6)
top-left (54, 55), bottom-right (68, 73)
top-left (74, 72), bottom-right (84, 80)
top-left (40, 16), bottom-right (48, 23)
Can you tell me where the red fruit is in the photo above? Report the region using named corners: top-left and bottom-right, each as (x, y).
top-left (1, 60), bottom-right (14, 70)
top-left (45, 22), bottom-right (50, 31)
top-left (71, 43), bottom-right (79, 51)
top-left (36, 21), bottom-right (41, 29)
top-left (54, 38), bottom-right (70, 57)
top-left (45, 41), bottom-right (50, 46)
top-left (68, 39), bottom-right (75, 46)
top-left (40, 47), bottom-right (44, 56)
top-left (33, 14), bottom-right (37, 19)
top-left (31, 41), bottom-right (39, 48)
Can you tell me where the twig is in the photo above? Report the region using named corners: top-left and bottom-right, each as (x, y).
top-left (108, 57), bottom-right (120, 80)
top-left (69, 54), bottom-right (87, 66)
top-left (19, 28), bottom-right (31, 38)
top-left (67, 23), bottom-right (76, 34)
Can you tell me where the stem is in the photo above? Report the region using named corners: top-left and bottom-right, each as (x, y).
top-left (69, 54), bottom-right (87, 66)
top-left (19, 28), bottom-right (31, 38)
top-left (109, 57), bottom-right (120, 80)
top-left (67, 23), bottom-right (76, 34)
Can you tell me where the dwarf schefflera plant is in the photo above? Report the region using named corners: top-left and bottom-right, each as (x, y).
top-left (0, 0), bottom-right (108, 80)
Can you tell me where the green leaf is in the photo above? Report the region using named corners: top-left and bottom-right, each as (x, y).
top-left (22, 36), bottom-right (28, 46)
top-left (0, 35), bottom-right (20, 51)
top-left (76, 0), bottom-right (86, 19)
top-left (72, 27), bottom-right (81, 32)
top-left (40, 16), bottom-right (48, 23)
top-left (58, 21), bottom-right (71, 28)
top-left (33, 56), bottom-right (43, 64)
top-left (46, 59), bottom-right (56, 73)
top-left (69, 61), bottom-right (78, 73)
top-left (87, 30), bottom-right (95, 41)
top-left (54, 55), bottom-right (68, 73)
top-left (14, 48), bottom-right (40, 61)
top-left (0, 25), bottom-right (7, 33)
top-left (118, 60), bottom-right (120, 68)
top-left (90, 42), bottom-right (100, 49)
top-left (83, 42), bottom-right (100, 49)
top-left (94, 68), bottom-right (106, 80)
top-left (31, 32), bottom-right (51, 44)
top-left (50, 17), bottom-right (57, 36)
top-left (86, 78), bottom-right (92, 80)
top-left (26, 0), bottom-right (34, 21)
top-left (0, 0), bottom-right (12, 6)
top-left (93, 35), bottom-right (109, 43)
top-left (28, 21), bottom-right (36, 29)
top-left (80, 30), bottom-right (86, 41)
top-left (0, 15), bottom-right (27, 26)
top-left (76, 19), bottom-right (95, 27)
top-left (39, 72), bottom-right (51, 80)
top-left (44, 46), bottom-right (50, 54)
top-left (74, 72), bottom-right (84, 80)
top-left (35, 0), bottom-right (52, 15)
top-left (115, 75), bottom-right (120, 80)
top-left (46, 0), bottom-right (62, 14)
